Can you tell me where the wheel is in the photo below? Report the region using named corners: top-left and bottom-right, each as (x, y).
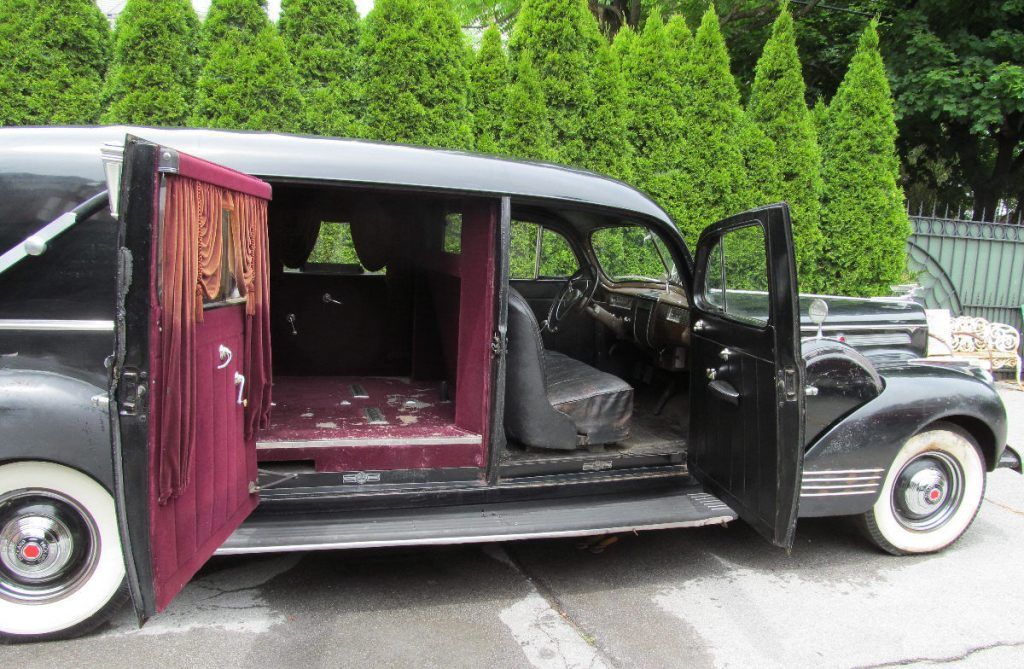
top-left (0, 461), bottom-right (129, 642)
top-left (860, 425), bottom-right (986, 555)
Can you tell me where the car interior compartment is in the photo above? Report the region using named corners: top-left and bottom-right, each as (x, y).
top-left (256, 184), bottom-right (496, 474)
top-left (255, 185), bottom-right (692, 480)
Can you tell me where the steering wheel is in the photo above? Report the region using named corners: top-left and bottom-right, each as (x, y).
top-left (544, 268), bottom-right (598, 333)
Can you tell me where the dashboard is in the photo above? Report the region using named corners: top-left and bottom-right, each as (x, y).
top-left (592, 284), bottom-right (691, 370)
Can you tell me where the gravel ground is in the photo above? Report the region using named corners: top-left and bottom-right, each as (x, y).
top-left (8, 387), bottom-right (1024, 668)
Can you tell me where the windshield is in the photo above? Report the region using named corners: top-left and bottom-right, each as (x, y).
top-left (590, 225), bottom-right (679, 285)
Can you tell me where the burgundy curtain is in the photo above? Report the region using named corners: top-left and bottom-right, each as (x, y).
top-left (156, 175), bottom-right (272, 504)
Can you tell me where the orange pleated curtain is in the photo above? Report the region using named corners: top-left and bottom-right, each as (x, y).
top-left (157, 175), bottom-right (272, 504)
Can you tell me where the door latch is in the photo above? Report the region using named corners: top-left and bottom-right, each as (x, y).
top-left (119, 368), bottom-right (148, 417)
top-left (782, 367), bottom-right (798, 399)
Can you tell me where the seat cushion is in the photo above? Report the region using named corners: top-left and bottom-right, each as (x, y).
top-left (544, 352), bottom-right (633, 445)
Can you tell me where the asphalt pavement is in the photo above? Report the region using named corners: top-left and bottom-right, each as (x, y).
top-left (8, 387), bottom-right (1024, 668)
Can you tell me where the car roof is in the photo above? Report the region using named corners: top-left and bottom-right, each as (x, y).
top-left (0, 126), bottom-right (675, 226)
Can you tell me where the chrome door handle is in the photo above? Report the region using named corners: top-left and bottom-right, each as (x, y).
top-left (719, 348), bottom-right (733, 361)
top-left (286, 313), bottom-right (298, 335)
top-left (234, 372), bottom-right (247, 407)
top-left (705, 367), bottom-right (717, 381)
top-left (217, 345), bottom-right (232, 369)
top-left (322, 292), bottom-right (343, 306)
top-left (693, 319), bottom-right (706, 332)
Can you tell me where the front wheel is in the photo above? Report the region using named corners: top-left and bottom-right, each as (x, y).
top-left (860, 425), bottom-right (986, 555)
top-left (0, 461), bottom-right (129, 642)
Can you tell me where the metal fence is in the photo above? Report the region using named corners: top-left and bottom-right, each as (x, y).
top-left (907, 214), bottom-right (1024, 333)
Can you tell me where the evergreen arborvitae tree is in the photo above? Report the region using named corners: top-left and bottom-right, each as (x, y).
top-left (811, 97), bottom-right (828, 146)
top-left (500, 55), bottom-right (554, 162)
top-left (360, 0), bottom-right (472, 149)
top-left (101, 0), bottom-right (200, 126)
top-left (279, 0), bottom-right (362, 137)
top-left (738, 111), bottom-right (783, 210)
top-left (586, 42), bottom-right (633, 181)
top-left (819, 22), bottom-right (910, 296)
top-left (508, 0), bottom-right (604, 169)
top-left (674, 6), bottom-right (748, 245)
top-left (665, 14), bottom-right (693, 82)
top-left (469, 24), bottom-right (509, 154)
top-left (618, 12), bottom-right (687, 221)
top-left (0, 0), bottom-right (110, 125)
top-left (0, 0), bottom-right (34, 125)
top-left (194, 2), bottom-right (303, 132)
top-left (747, 1), bottom-right (823, 290)
top-left (200, 0), bottom-right (268, 58)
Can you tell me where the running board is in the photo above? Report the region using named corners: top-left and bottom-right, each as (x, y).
top-left (215, 487), bottom-right (737, 555)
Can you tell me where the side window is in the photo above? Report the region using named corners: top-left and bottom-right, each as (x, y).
top-left (509, 221), bottom-right (578, 279)
top-left (443, 212), bottom-right (462, 254)
top-left (295, 221), bottom-right (373, 274)
top-left (700, 223), bottom-right (770, 326)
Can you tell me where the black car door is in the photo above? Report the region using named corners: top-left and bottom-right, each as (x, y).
top-left (688, 204), bottom-right (804, 548)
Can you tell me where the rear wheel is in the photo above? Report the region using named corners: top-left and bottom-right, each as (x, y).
top-left (0, 461), bottom-right (129, 642)
top-left (861, 425), bottom-right (985, 555)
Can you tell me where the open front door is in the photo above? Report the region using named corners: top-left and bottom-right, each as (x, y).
top-left (110, 136), bottom-right (273, 619)
top-left (688, 204), bottom-right (803, 548)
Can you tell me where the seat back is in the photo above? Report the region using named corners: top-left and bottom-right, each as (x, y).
top-left (505, 289), bottom-right (577, 448)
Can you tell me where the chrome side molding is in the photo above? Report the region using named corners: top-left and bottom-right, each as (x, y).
top-left (0, 319), bottom-right (115, 332)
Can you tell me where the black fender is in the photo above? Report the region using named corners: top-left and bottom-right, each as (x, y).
top-left (799, 363), bottom-right (1007, 517)
top-left (0, 369), bottom-right (113, 490)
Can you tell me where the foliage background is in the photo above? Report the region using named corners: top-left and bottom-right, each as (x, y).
top-left (0, 0), bottom-right (961, 297)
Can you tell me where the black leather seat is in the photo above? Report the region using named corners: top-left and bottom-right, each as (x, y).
top-left (504, 289), bottom-right (633, 450)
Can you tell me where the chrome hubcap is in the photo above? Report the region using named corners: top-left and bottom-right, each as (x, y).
top-left (892, 452), bottom-right (965, 531)
top-left (0, 490), bottom-right (99, 603)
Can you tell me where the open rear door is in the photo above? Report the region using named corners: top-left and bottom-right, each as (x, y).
top-left (688, 204), bottom-right (803, 548)
top-left (109, 136), bottom-right (273, 619)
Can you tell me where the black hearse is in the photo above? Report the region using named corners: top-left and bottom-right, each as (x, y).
top-left (0, 127), bottom-right (1018, 641)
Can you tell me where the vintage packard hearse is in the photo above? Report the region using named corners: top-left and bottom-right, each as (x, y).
top-left (0, 126), bottom-right (1019, 642)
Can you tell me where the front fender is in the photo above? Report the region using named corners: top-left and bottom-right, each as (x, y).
top-left (799, 364), bottom-right (1007, 517)
top-left (0, 369), bottom-right (113, 490)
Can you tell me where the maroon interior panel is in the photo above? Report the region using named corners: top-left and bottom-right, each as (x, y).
top-left (453, 200), bottom-right (497, 436)
top-left (257, 376), bottom-right (483, 470)
top-left (149, 305), bottom-right (257, 611)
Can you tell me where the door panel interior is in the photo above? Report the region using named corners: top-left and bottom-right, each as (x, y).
top-left (111, 136), bottom-right (271, 617)
top-left (688, 205), bottom-right (803, 548)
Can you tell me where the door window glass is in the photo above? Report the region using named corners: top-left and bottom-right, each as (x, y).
top-left (509, 221), bottom-right (578, 279)
top-left (700, 223), bottom-right (770, 326)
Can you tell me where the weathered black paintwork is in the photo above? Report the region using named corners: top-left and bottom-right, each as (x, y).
top-left (0, 126), bottom-right (1011, 531)
top-left (802, 337), bottom-right (883, 446)
top-left (800, 362), bottom-right (1008, 517)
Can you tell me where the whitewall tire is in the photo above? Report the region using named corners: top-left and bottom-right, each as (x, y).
top-left (0, 461), bottom-right (129, 642)
top-left (861, 425), bottom-right (986, 555)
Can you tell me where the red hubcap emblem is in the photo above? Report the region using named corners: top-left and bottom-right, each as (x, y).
top-left (928, 488), bottom-right (942, 502)
top-left (21, 543), bottom-right (41, 560)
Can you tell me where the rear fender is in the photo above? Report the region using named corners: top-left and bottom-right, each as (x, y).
top-left (800, 364), bottom-right (1007, 518)
top-left (0, 369), bottom-right (113, 489)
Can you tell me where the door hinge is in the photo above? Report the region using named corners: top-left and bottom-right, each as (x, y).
top-left (491, 332), bottom-right (507, 358)
top-left (119, 368), bottom-right (148, 418)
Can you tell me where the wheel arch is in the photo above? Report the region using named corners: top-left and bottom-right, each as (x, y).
top-left (800, 365), bottom-right (1006, 518)
top-left (932, 415), bottom-right (998, 471)
top-left (0, 370), bottom-right (113, 491)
